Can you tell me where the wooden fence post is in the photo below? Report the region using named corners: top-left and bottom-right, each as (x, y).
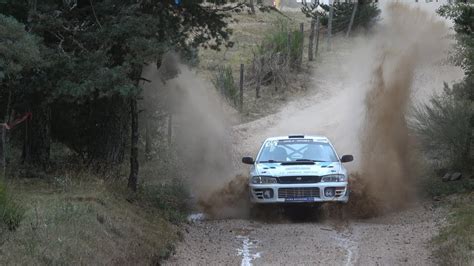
top-left (315, 15), bottom-right (320, 59)
top-left (299, 22), bottom-right (304, 66)
top-left (256, 57), bottom-right (263, 98)
top-left (287, 31), bottom-right (292, 70)
top-left (239, 63), bottom-right (244, 112)
top-left (308, 19), bottom-right (315, 61)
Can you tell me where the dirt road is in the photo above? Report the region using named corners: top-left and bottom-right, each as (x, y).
top-left (166, 203), bottom-right (445, 265)
top-left (166, 7), bottom-right (464, 262)
top-left (165, 41), bottom-right (461, 265)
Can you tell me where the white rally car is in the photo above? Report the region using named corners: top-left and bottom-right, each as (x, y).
top-left (242, 135), bottom-right (353, 204)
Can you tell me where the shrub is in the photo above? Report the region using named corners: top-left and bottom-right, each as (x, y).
top-left (0, 182), bottom-right (25, 231)
top-left (213, 66), bottom-right (239, 106)
top-left (433, 199), bottom-right (474, 265)
top-left (261, 18), bottom-right (303, 70)
top-left (302, 2), bottom-right (380, 35)
top-left (139, 180), bottom-right (189, 224)
top-left (411, 82), bottom-right (473, 172)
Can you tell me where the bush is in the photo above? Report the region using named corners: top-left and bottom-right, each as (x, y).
top-left (411, 82), bottom-right (473, 172)
top-left (138, 180), bottom-right (189, 224)
top-left (261, 18), bottom-right (303, 70)
top-left (433, 198), bottom-right (474, 265)
top-left (213, 66), bottom-right (239, 106)
top-left (419, 174), bottom-right (474, 198)
top-left (302, 2), bottom-right (380, 35)
top-left (0, 182), bottom-right (25, 231)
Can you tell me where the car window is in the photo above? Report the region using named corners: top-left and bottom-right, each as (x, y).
top-left (257, 139), bottom-right (338, 162)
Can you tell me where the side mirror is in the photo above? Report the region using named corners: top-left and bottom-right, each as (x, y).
top-left (242, 157), bottom-right (255, 165)
top-left (340, 155), bottom-right (354, 163)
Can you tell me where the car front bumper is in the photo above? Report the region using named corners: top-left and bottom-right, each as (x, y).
top-left (249, 182), bottom-right (349, 203)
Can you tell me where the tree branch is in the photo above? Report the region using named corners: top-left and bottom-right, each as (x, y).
top-left (89, 0), bottom-right (102, 29)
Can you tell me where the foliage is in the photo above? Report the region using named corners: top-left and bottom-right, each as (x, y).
top-left (301, 1), bottom-right (380, 34)
top-left (138, 180), bottom-right (190, 224)
top-left (438, 2), bottom-right (474, 77)
top-left (419, 172), bottom-right (474, 198)
top-left (0, 14), bottom-right (41, 81)
top-left (433, 198), bottom-right (474, 265)
top-left (412, 82), bottom-right (473, 171)
top-left (412, 2), bottom-right (474, 174)
top-left (213, 66), bottom-right (239, 106)
top-left (0, 0), bottom-right (238, 167)
top-left (261, 18), bottom-right (303, 69)
top-left (0, 182), bottom-right (25, 231)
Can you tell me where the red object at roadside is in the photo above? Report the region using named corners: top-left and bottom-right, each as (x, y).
top-left (0, 112), bottom-right (32, 130)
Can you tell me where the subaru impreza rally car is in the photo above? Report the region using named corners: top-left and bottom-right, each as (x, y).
top-left (242, 135), bottom-right (353, 204)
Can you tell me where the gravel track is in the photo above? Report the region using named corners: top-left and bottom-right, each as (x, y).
top-left (167, 34), bottom-right (462, 265)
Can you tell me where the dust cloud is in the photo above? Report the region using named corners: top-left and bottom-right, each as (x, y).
top-left (143, 54), bottom-right (249, 218)
top-left (349, 3), bottom-right (450, 216)
top-left (147, 3), bottom-right (454, 220)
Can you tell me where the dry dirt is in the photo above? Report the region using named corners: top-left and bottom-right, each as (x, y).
top-left (166, 53), bottom-right (461, 266)
top-left (165, 4), bottom-right (464, 265)
top-left (166, 203), bottom-right (446, 266)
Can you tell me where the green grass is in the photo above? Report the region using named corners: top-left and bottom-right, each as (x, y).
top-left (0, 181), bottom-right (25, 231)
top-left (0, 175), bottom-right (183, 265)
top-left (432, 195), bottom-right (474, 266)
top-left (420, 175), bottom-right (474, 198)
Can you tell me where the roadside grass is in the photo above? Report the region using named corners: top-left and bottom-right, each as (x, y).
top-left (197, 9), bottom-right (312, 122)
top-left (432, 194), bottom-right (474, 266)
top-left (420, 175), bottom-right (474, 198)
top-left (0, 180), bottom-right (25, 231)
top-left (0, 170), bottom-right (186, 265)
top-left (418, 168), bottom-right (474, 265)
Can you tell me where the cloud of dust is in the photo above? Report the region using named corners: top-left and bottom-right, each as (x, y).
top-left (144, 3), bottom-right (453, 220)
top-left (143, 54), bottom-right (249, 218)
top-left (348, 3), bottom-right (450, 216)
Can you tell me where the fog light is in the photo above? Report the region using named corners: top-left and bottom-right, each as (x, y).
top-left (263, 189), bottom-right (274, 199)
top-left (324, 188), bottom-right (335, 197)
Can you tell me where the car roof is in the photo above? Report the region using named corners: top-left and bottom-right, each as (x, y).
top-left (264, 135), bottom-right (330, 143)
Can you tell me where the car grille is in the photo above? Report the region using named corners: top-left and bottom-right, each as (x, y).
top-left (278, 188), bottom-right (320, 199)
top-left (277, 176), bottom-right (321, 184)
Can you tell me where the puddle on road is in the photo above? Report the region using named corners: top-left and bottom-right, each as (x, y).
top-left (334, 233), bottom-right (358, 266)
top-left (237, 235), bottom-right (261, 266)
top-left (187, 212), bottom-right (206, 222)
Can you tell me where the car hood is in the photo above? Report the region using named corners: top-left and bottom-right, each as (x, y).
top-left (253, 162), bottom-right (343, 177)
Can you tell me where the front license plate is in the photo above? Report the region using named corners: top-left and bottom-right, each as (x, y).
top-left (285, 197), bottom-right (315, 202)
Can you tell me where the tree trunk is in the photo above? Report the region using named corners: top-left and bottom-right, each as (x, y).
top-left (128, 97), bottom-right (139, 191)
top-left (0, 127), bottom-right (5, 177)
top-left (327, 3), bottom-right (334, 51)
top-left (346, 2), bottom-right (358, 37)
top-left (145, 117), bottom-right (151, 159)
top-left (250, 0), bottom-right (255, 14)
top-left (21, 118), bottom-right (30, 164)
top-left (87, 97), bottom-right (128, 166)
top-left (25, 102), bottom-right (51, 168)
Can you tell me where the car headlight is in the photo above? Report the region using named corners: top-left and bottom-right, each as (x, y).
top-left (321, 174), bottom-right (347, 182)
top-left (251, 176), bottom-right (277, 184)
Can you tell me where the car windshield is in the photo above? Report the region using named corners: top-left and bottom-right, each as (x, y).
top-left (257, 139), bottom-right (338, 163)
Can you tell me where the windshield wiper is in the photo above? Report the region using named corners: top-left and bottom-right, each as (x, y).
top-left (258, 160), bottom-right (281, 163)
top-left (281, 161), bottom-right (316, 165)
top-left (295, 159), bottom-right (327, 162)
